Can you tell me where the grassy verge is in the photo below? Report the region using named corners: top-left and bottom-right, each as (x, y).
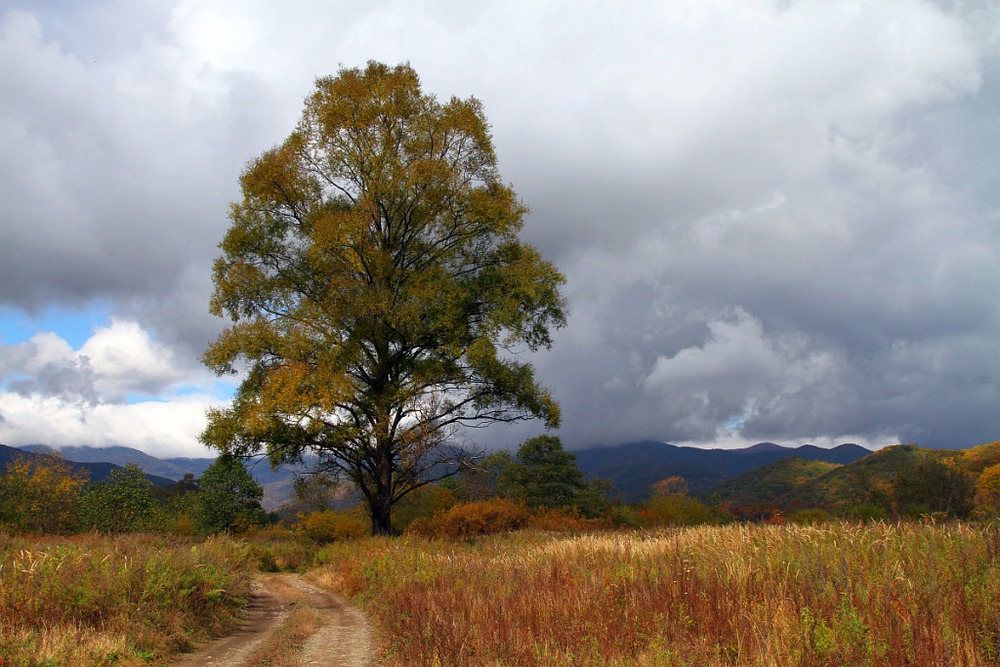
top-left (0, 532), bottom-right (255, 666)
top-left (313, 522), bottom-right (1000, 666)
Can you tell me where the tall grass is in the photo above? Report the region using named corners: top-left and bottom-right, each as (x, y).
top-left (315, 522), bottom-right (1000, 666)
top-left (0, 532), bottom-right (255, 666)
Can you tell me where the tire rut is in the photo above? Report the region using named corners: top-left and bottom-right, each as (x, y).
top-left (172, 573), bottom-right (373, 667)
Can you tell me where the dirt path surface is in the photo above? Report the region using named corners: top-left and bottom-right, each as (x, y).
top-left (172, 573), bottom-right (374, 667)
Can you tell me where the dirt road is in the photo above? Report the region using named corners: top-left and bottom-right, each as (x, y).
top-left (172, 573), bottom-right (374, 667)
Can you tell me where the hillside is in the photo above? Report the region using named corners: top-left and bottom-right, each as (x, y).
top-left (713, 441), bottom-right (1000, 514)
top-left (20, 444), bottom-right (209, 481)
top-left (574, 440), bottom-right (871, 502)
top-left (12, 444), bottom-right (305, 511)
top-left (1, 443), bottom-right (174, 486)
top-left (709, 457), bottom-right (841, 506)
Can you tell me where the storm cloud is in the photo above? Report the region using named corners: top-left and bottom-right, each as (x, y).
top-left (1, 1), bottom-right (998, 456)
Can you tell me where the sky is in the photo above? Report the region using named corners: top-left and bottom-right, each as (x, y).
top-left (1, 0), bottom-right (998, 459)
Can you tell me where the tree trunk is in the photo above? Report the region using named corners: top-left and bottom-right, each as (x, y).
top-left (370, 496), bottom-right (393, 536)
top-left (370, 439), bottom-right (394, 536)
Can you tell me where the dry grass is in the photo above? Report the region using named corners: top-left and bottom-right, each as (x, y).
top-left (316, 522), bottom-right (1000, 666)
top-left (0, 532), bottom-right (255, 666)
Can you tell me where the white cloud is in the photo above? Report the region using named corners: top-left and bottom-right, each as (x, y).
top-left (0, 392), bottom-right (217, 458)
top-left (0, 320), bottom-right (232, 456)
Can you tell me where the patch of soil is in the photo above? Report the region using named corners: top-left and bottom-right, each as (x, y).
top-left (172, 573), bottom-right (373, 667)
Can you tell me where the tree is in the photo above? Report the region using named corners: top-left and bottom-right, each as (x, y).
top-left (499, 436), bottom-right (606, 516)
top-left (974, 463), bottom-right (1000, 516)
top-left (892, 457), bottom-right (976, 518)
top-left (202, 62), bottom-right (566, 535)
top-left (79, 463), bottom-right (156, 533)
top-left (196, 454), bottom-right (265, 533)
top-left (0, 452), bottom-right (88, 534)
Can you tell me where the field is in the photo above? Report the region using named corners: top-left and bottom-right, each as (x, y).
top-left (2, 522), bottom-right (999, 666)
top-left (315, 522), bottom-right (1000, 666)
top-left (0, 533), bottom-right (255, 666)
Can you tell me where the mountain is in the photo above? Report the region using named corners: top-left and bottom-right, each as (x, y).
top-left (710, 458), bottom-right (841, 506)
top-left (573, 440), bottom-right (872, 502)
top-left (20, 444), bottom-right (210, 481)
top-left (1, 443), bottom-right (174, 486)
top-left (710, 440), bottom-right (1000, 513)
top-left (14, 444), bottom-right (307, 511)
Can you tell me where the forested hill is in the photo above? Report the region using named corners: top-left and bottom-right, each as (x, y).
top-left (574, 441), bottom-right (871, 502)
top-left (0, 443), bottom-right (174, 487)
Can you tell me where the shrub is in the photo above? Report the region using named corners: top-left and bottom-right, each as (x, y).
top-left (406, 499), bottom-right (530, 539)
top-left (298, 510), bottom-right (368, 543)
top-left (638, 494), bottom-right (727, 527)
top-left (528, 507), bottom-right (604, 532)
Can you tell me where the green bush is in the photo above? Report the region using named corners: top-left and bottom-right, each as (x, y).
top-left (639, 494), bottom-right (727, 527)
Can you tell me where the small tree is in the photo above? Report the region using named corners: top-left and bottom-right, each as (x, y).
top-left (202, 62), bottom-right (565, 535)
top-left (499, 436), bottom-right (607, 517)
top-left (0, 452), bottom-right (88, 534)
top-left (197, 454), bottom-right (265, 533)
top-left (79, 463), bottom-right (156, 533)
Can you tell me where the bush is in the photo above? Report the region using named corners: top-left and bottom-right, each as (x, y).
top-left (639, 494), bottom-right (727, 527)
top-left (406, 499), bottom-right (531, 539)
top-left (298, 510), bottom-right (368, 543)
top-left (528, 507), bottom-right (605, 532)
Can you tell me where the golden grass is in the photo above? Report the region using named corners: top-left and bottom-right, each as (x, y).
top-left (0, 533), bottom-right (254, 666)
top-left (317, 522), bottom-right (1000, 666)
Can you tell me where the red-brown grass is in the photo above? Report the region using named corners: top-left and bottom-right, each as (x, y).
top-left (315, 522), bottom-right (1000, 666)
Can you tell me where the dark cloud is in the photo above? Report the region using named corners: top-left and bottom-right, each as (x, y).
top-left (1, 1), bottom-right (998, 454)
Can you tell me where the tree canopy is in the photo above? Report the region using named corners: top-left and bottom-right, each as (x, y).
top-left (196, 454), bottom-right (265, 533)
top-left (202, 62), bottom-right (566, 535)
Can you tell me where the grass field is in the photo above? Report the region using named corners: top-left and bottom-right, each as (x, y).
top-left (314, 522), bottom-right (1000, 666)
top-left (2, 522), bottom-right (998, 666)
top-left (0, 533), bottom-right (255, 666)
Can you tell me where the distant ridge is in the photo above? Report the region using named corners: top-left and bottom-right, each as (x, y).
top-left (573, 440), bottom-right (873, 502)
top-left (19, 444), bottom-right (210, 481)
top-left (10, 444), bottom-right (305, 512)
top-left (1, 443), bottom-right (175, 487)
top-left (711, 440), bottom-right (1000, 512)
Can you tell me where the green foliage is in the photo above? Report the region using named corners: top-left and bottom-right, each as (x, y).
top-left (787, 508), bottom-right (831, 525)
top-left (892, 456), bottom-right (976, 518)
top-left (638, 493), bottom-right (727, 527)
top-left (457, 450), bottom-right (516, 501)
top-left (498, 436), bottom-right (609, 517)
top-left (389, 483), bottom-right (460, 532)
top-left (202, 61), bottom-right (565, 536)
top-left (79, 464), bottom-right (156, 533)
top-left (196, 455), bottom-right (265, 534)
top-left (0, 453), bottom-right (88, 534)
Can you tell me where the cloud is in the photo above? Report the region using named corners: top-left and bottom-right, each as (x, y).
top-left (0, 320), bottom-right (229, 457)
top-left (1, 1), bottom-right (998, 455)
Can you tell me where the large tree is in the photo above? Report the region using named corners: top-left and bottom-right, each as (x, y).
top-left (202, 62), bottom-right (565, 535)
